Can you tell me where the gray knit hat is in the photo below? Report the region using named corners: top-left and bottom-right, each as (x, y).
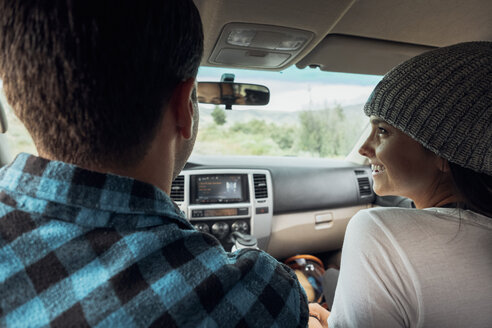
top-left (364, 41), bottom-right (492, 175)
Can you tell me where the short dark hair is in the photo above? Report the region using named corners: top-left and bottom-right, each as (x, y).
top-left (0, 0), bottom-right (203, 167)
top-left (449, 162), bottom-right (492, 218)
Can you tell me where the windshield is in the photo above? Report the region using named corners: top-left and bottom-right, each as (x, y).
top-left (0, 84), bottom-right (37, 156)
top-left (195, 66), bottom-right (382, 158)
top-left (1, 67), bottom-right (382, 159)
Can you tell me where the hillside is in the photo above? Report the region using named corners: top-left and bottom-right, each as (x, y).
top-left (199, 103), bottom-right (366, 126)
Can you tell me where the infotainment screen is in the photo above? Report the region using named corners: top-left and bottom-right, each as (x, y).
top-left (191, 174), bottom-right (249, 204)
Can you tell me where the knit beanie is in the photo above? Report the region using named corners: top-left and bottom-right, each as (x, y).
top-left (364, 41), bottom-right (492, 175)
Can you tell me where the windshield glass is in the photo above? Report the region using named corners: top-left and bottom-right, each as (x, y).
top-left (195, 66), bottom-right (382, 158)
top-left (0, 83), bottom-right (37, 156)
top-left (1, 67), bottom-right (382, 159)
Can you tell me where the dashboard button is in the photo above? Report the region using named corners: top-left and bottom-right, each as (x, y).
top-left (192, 210), bottom-right (204, 217)
top-left (238, 207), bottom-right (249, 215)
top-left (255, 207), bottom-right (269, 214)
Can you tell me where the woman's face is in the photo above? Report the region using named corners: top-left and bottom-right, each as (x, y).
top-left (359, 116), bottom-right (446, 205)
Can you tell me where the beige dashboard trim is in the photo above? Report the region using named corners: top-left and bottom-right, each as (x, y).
top-left (266, 204), bottom-right (370, 258)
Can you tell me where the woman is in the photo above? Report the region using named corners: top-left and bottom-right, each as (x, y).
top-left (309, 42), bottom-right (492, 328)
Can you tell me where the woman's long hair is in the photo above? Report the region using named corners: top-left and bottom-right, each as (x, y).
top-left (449, 162), bottom-right (492, 218)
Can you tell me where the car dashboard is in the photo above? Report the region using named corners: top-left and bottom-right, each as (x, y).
top-left (171, 155), bottom-right (375, 258)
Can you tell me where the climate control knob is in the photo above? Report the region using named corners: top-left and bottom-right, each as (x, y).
top-left (231, 221), bottom-right (249, 234)
top-left (211, 222), bottom-right (230, 239)
top-left (194, 223), bottom-right (210, 233)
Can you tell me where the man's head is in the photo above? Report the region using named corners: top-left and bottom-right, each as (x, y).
top-left (0, 0), bottom-right (203, 168)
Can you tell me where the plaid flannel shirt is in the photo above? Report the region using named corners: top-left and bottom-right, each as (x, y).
top-left (0, 154), bottom-right (308, 327)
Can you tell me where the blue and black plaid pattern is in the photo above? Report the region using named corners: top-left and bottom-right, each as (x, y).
top-left (0, 154), bottom-right (308, 327)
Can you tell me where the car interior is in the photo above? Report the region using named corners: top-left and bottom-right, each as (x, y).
top-left (0, 0), bottom-right (490, 269)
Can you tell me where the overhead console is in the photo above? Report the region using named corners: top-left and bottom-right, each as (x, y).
top-left (194, 0), bottom-right (356, 71)
top-left (208, 23), bottom-right (314, 69)
top-left (170, 169), bottom-right (273, 250)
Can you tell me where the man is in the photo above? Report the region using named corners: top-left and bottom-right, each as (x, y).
top-left (0, 1), bottom-right (308, 327)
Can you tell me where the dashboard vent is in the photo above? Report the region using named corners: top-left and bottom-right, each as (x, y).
top-left (170, 175), bottom-right (184, 202)
top-left (357, 177), bottom-right (372, 197)
top-left (253, 174), bottom-right (268, 199)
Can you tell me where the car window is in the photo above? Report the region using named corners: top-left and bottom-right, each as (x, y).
top-left (1, 68), bottom-right (382, 159)
top-left (195, 66), bottom-right (382, 158)
top-left (0, 83), bottom-right (37, 155)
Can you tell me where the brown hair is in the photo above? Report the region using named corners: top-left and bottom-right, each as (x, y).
top-left (0, 0), bottom-right (203, 167)
top-left (449, 162), bottom-right (492, 218)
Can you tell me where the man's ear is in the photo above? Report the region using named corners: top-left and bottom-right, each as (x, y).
top-left (170, 77), bottom-right (196, 139)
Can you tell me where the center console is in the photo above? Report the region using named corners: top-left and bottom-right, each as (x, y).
top-left (171, 169), bottom-right (273, 250)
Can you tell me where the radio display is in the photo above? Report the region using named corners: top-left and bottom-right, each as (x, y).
top-left (204, 208), bottom-right (238, 217)
top-left (191, 174), bottom-right (249, 204)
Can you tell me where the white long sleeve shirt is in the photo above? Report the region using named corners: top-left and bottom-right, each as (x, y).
top-left (328, 207), bottom-right (492, 328)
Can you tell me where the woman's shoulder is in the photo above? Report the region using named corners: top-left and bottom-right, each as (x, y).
top-left (348, 207), bottom-right (449, 241)
top-left (356, 206), bottom-right (421, 216)
top-left (348, 206), bottom-right (492, 243)
top-left (351, 207), bottom-right (434, 226)
top-left (343, 207), bottom-right (422, 244)
top-left (354, 206), bottom-right (491, 227)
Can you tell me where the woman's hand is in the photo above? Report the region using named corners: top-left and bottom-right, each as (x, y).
top-left (308, 303), bottom-right (330, 328)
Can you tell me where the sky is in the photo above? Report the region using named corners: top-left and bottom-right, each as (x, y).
top-left (198, 66), bottom-right (383, 112)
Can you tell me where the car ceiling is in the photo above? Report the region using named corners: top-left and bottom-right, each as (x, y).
top-left (194, 0), bottom-right (492, 75)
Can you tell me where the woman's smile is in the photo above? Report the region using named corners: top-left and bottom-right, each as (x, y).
top-left (371, 164), bottom-right (386, 176)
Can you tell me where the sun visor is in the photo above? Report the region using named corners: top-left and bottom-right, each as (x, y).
top-left (296, 34), bottom-right (435, 75)
top-left (209, 23), bottom-right (314, 69)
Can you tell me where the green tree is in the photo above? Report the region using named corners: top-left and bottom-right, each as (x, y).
top-left (298, 104), bottom-right (348, 157)
top-left (270, 125), bottom-right (295, 150)
top-left (230, 119), bottom-right (268, 134)
top-left (299, 110), bottom-right (324, 156)
top-left (211, 105), bottom-right (226, 125)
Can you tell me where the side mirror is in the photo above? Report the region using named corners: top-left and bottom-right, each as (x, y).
top-left (197, 82), bottom-right (270, 108)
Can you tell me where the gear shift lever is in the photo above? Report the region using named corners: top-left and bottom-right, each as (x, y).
top-left (230, 232), bottom-right (258, 251)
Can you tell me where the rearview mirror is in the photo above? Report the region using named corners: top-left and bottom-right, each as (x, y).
top-left (197, 82), bottom-right (270, 107)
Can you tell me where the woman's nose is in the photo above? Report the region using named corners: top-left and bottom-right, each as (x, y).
top-left (359, 137), bottom-right (374, 158)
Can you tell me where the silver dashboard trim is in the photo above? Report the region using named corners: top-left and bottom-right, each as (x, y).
top-left (175, 169), bottom-right (274, 250)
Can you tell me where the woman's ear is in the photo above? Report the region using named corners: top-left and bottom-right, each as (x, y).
top-left (170, 78), bottom-right (196, 139)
